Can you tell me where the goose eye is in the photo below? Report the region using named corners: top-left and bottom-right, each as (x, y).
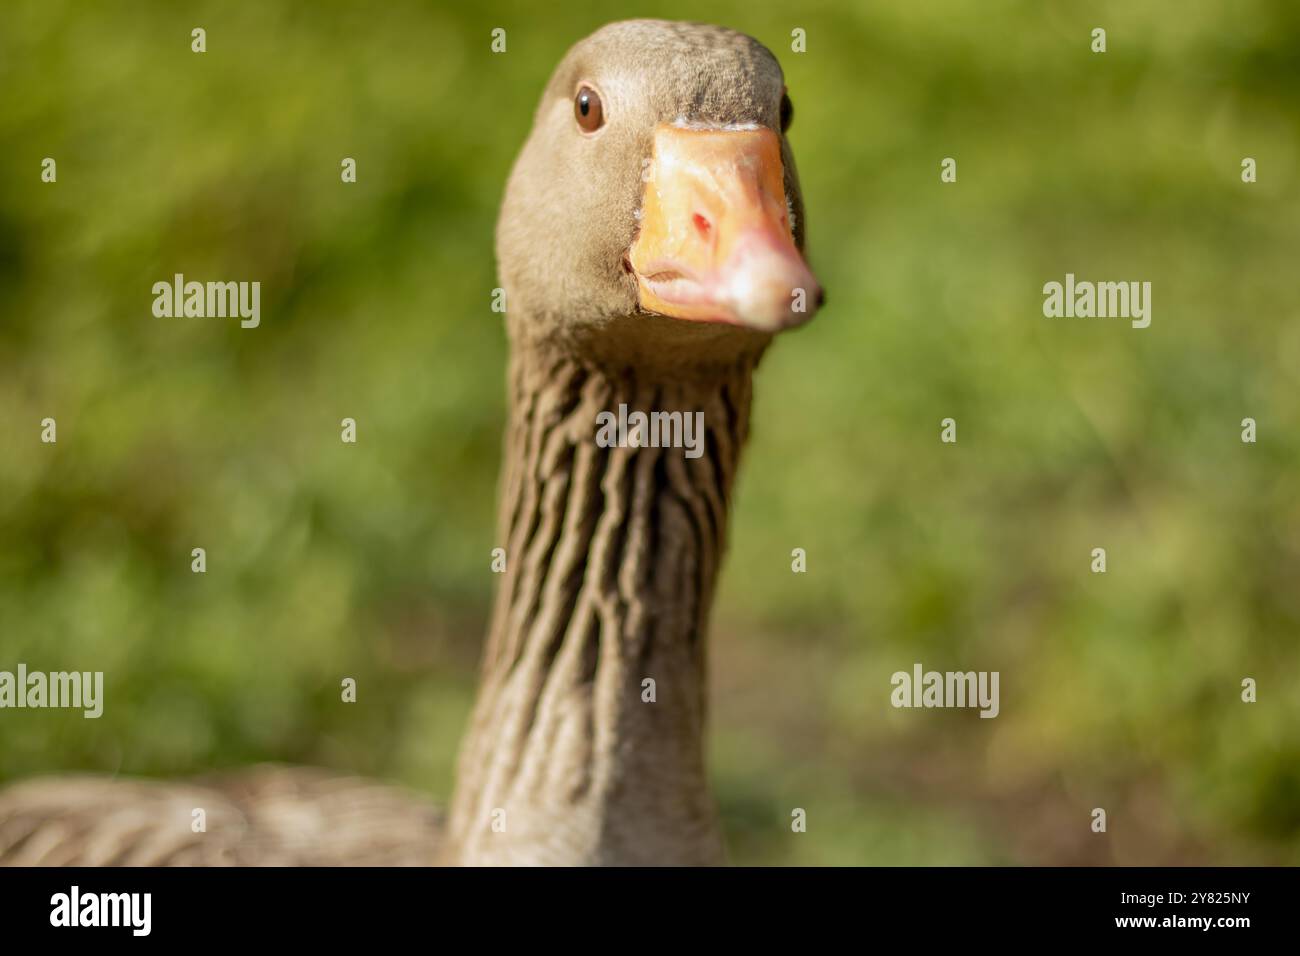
top-left (575, 86), bottom-right (604, 133)
top-left (779, 92), bottom-right (794, 133)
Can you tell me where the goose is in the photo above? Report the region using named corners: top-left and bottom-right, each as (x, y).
top-left (0, 18), bottom-right (822, 867)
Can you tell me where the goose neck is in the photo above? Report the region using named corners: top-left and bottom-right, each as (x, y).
top-left (445, 343), bottom-right (758, 865)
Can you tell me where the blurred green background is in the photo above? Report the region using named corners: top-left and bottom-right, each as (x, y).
top-left (1, 0), bottom-right (1297, 864)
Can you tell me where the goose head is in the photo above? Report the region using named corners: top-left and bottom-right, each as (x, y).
top-left (497, 19), bottom-right (822, 368)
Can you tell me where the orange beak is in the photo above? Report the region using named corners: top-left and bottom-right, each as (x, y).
top-left (629, 124), bottom-right (821, 332)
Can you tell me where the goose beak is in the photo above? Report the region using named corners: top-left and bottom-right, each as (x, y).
top-left (629, 124), bottom-right (822, 333)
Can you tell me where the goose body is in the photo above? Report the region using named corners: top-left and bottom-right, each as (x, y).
top-left (0, 767), bottom-right (440, 866)
top-left (0, 19), bottom-right (821, 867)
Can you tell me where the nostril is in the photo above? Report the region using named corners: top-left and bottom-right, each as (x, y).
top-left (814, 287), bottom-right (826, 308)
top-left (692, 213), bottom-right (712, 239)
